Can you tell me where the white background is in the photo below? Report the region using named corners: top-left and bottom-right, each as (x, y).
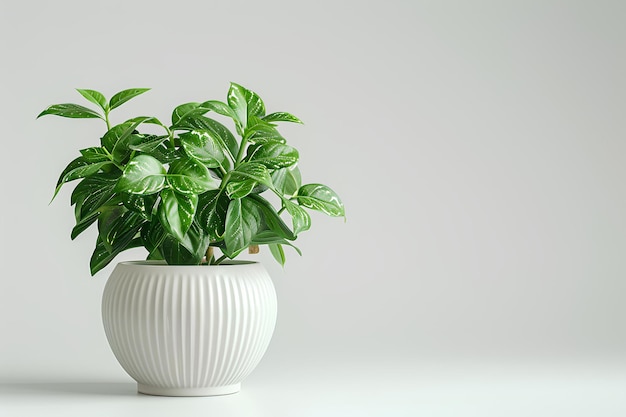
top-left (1, 0), bottom-right (626, 415)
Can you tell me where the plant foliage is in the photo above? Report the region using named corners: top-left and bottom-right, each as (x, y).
top-left (39, 83), bottom-right (344, 275)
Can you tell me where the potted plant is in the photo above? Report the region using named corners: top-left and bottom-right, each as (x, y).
top-left (38, 83), bottom-right (344, 396)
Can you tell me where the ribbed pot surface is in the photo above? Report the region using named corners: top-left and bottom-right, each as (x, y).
top-left (101, 261), bottom-right (277, 396)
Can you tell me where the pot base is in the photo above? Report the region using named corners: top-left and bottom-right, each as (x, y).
top-left (138, 383), bottom-right (241, 397)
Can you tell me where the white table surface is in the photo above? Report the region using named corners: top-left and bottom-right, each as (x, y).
top-left (2, 360), bottom-right (626, 417)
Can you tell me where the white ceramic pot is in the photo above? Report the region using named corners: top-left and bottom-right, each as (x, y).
top-left (101, 261), bottom-right (277, 396)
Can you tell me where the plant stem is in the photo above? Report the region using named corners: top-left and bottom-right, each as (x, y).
top-left (205, 246), bottom-right (214, 265)
top-left (235, 132), bottom-right (249, 165)
top-left (213, 254), bottom-right (228, 265)
top-left (105, 110), bottom-right (111, 130)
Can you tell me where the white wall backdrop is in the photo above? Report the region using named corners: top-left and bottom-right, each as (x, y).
top-left (1, 0), bottom-right (625, 381)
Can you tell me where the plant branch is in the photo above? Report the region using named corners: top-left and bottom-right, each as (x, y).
top-left (213, 254), bottom-right (228, 265)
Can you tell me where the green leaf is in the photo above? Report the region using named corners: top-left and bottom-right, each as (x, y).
top-left (245, 88), bottom-right (265, 118)
top-left (228, 83), bottom-right (266, 126)
top-left (226, 180), bottom-right (257, 199)
top-left (109, 88), bottom-right (150, 110)
top-left (71, 173), bottom-right (119, 221)
top-left (148, 145), bottom-right (183, 164)
top-left (126, 116), bottom-right (164, 127)
top-left (227, 83), bottom-right (248, 129)
top-left (252, 231), bottom-right (303, 255)
top-left (80, 147), bottom-right (110, 163)
top-left (282, 198), bottom-right (311, 234)
top-left (245, 120), bottom-right (286, 145)
top-left (128, 134), bottom-right (169, 153)
top-left (174, 116), bottom-right (238, 161)
top-left (90, 209), bottom-right (145, 274)
top-left (198, 100), bottom-right (239, 120)
top-left (122, 193), bottom-right (158, 220)
top-left (197, 190), bottom-right (230, 241)
top-left (167, 157), bottom-right (218, 194)
top-left (263, 112), bottom-right (303, 124)
top-left (76, 89), bottom-right (107, 111)
top-left (271, 166), bottom-right (301, 197)
top-left (224, 198), bottom-right (261, 257)
top-left (98, 210), bottom-right (145, 253)
top-left (158, 188), bottom-right (198, 242)
top-left (224, 162), bottom-right (268, 198)
top-left (101, 120), bottom-right (143, 153)
top-left (161, 222), bottom-right (210, 264)
top-left (171, 102), bottom-right (206, 125)
top-left (179, 130), bottom-right (226, 168)
top-left (90, 236), bottom-right (143, 276)
top-left (71, 211), bottom-right (99, 240)
top-left (232, 162), bottom-right (272, 186)
top-left (53, 159), bottom-right (112, 201)
top-left (116, 154), bottom-right (166, 194)
top-left (141, 220), bottom-right (166, 259)
top-left (269, 243), bottom-right (286, 266)
top-left (247, 194), bottom-right (295, 240)
top-left (97, 206), bottom-right (127, 252)
top-left (246, 142), bottom-right (299, 169)
top-left (103, 117), bottom-right (154, 161)
top-left (297, 184), bottom-right (345, 217)
top-left (37, 103), bottom-right (103, 119)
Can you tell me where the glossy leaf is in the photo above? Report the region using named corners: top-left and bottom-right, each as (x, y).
top-left (80, 147), bottom-right (110, 163)
top-left (196, 190), bottom-right (230, 241)
top-left (247, 194), bottom-right (295, 240)
top-left (104, 117), bottom-right (154, 161)
top-left (297, 184), bottom-right (345, 217)
top-left (71, 174), bottom-right (119, 221)
top-left (161, 222), bottom-right (210, 264)
top-left (271, 166), bottom-right (301, 197)
top-left (167, 157), bottom-right (218, 194)
top-left (244, 87), bottom-right (265, 118)
top-left (126, 116), bottom-right (164, 127)
top-left (123, 193), bottom-right (157, 220)
top-left (148, 145), bottom-right (183, 164)
top-left (90, 236), bottom-right (143, 276)
top-left (116, 154), bottom-right (166, 194)
top-left (141, 220), bottom-right (166, 259)
top-left (98, 210), bottom-right (145, 253)
top-left (252, 231), bottom-right (303, 253)
top-left (228, 83), bottom-right (266, 125)
top-left (231, 162), bottom-right (272, 186)
top-left (129, 134), bottom-right (169, 153)
top-left (246, 143), bottom-right (299, 169)
top-left (172, 102), bottom-right (212, 125)
top-left (198, 100), bottom-right (238, 120)
top-left (37, 103), bottom-right (103, 119)
top-left (158, 188), bottom-right (198, 242)
top-left (180, 130), bottom-right (226, 168)
top-left (97, 206), bottom-right (127, 252)
top-left (71, 211), bottom-right (99, 240)
top-left (226, 179), bottom-right (257, 199)
top-left (245, 122), bottom-right (286, 145)
top-left (224, 198), bottom-right (261, 257)
top-left (269, 243), bottom-right (285, 266)
top-left (90, 209), bottom-right (145, 275)
top-left (109, 88), bottom-right (150, 110)
top-left (282, 198), bottom-right (311, 234)
top-left (263, 112), bottom-right (303, 124)
top-left (76, 89), bottom-right (107, 111)
top-left (227, 83), bottom-right (248, 129)
top-left (174, 115), bottom-right (238, 161)
top-left (53, 159), bottom-right (112, 201)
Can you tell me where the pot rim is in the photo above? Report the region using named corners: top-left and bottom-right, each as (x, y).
top-left (116, 260), bottom-right (260, 268)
